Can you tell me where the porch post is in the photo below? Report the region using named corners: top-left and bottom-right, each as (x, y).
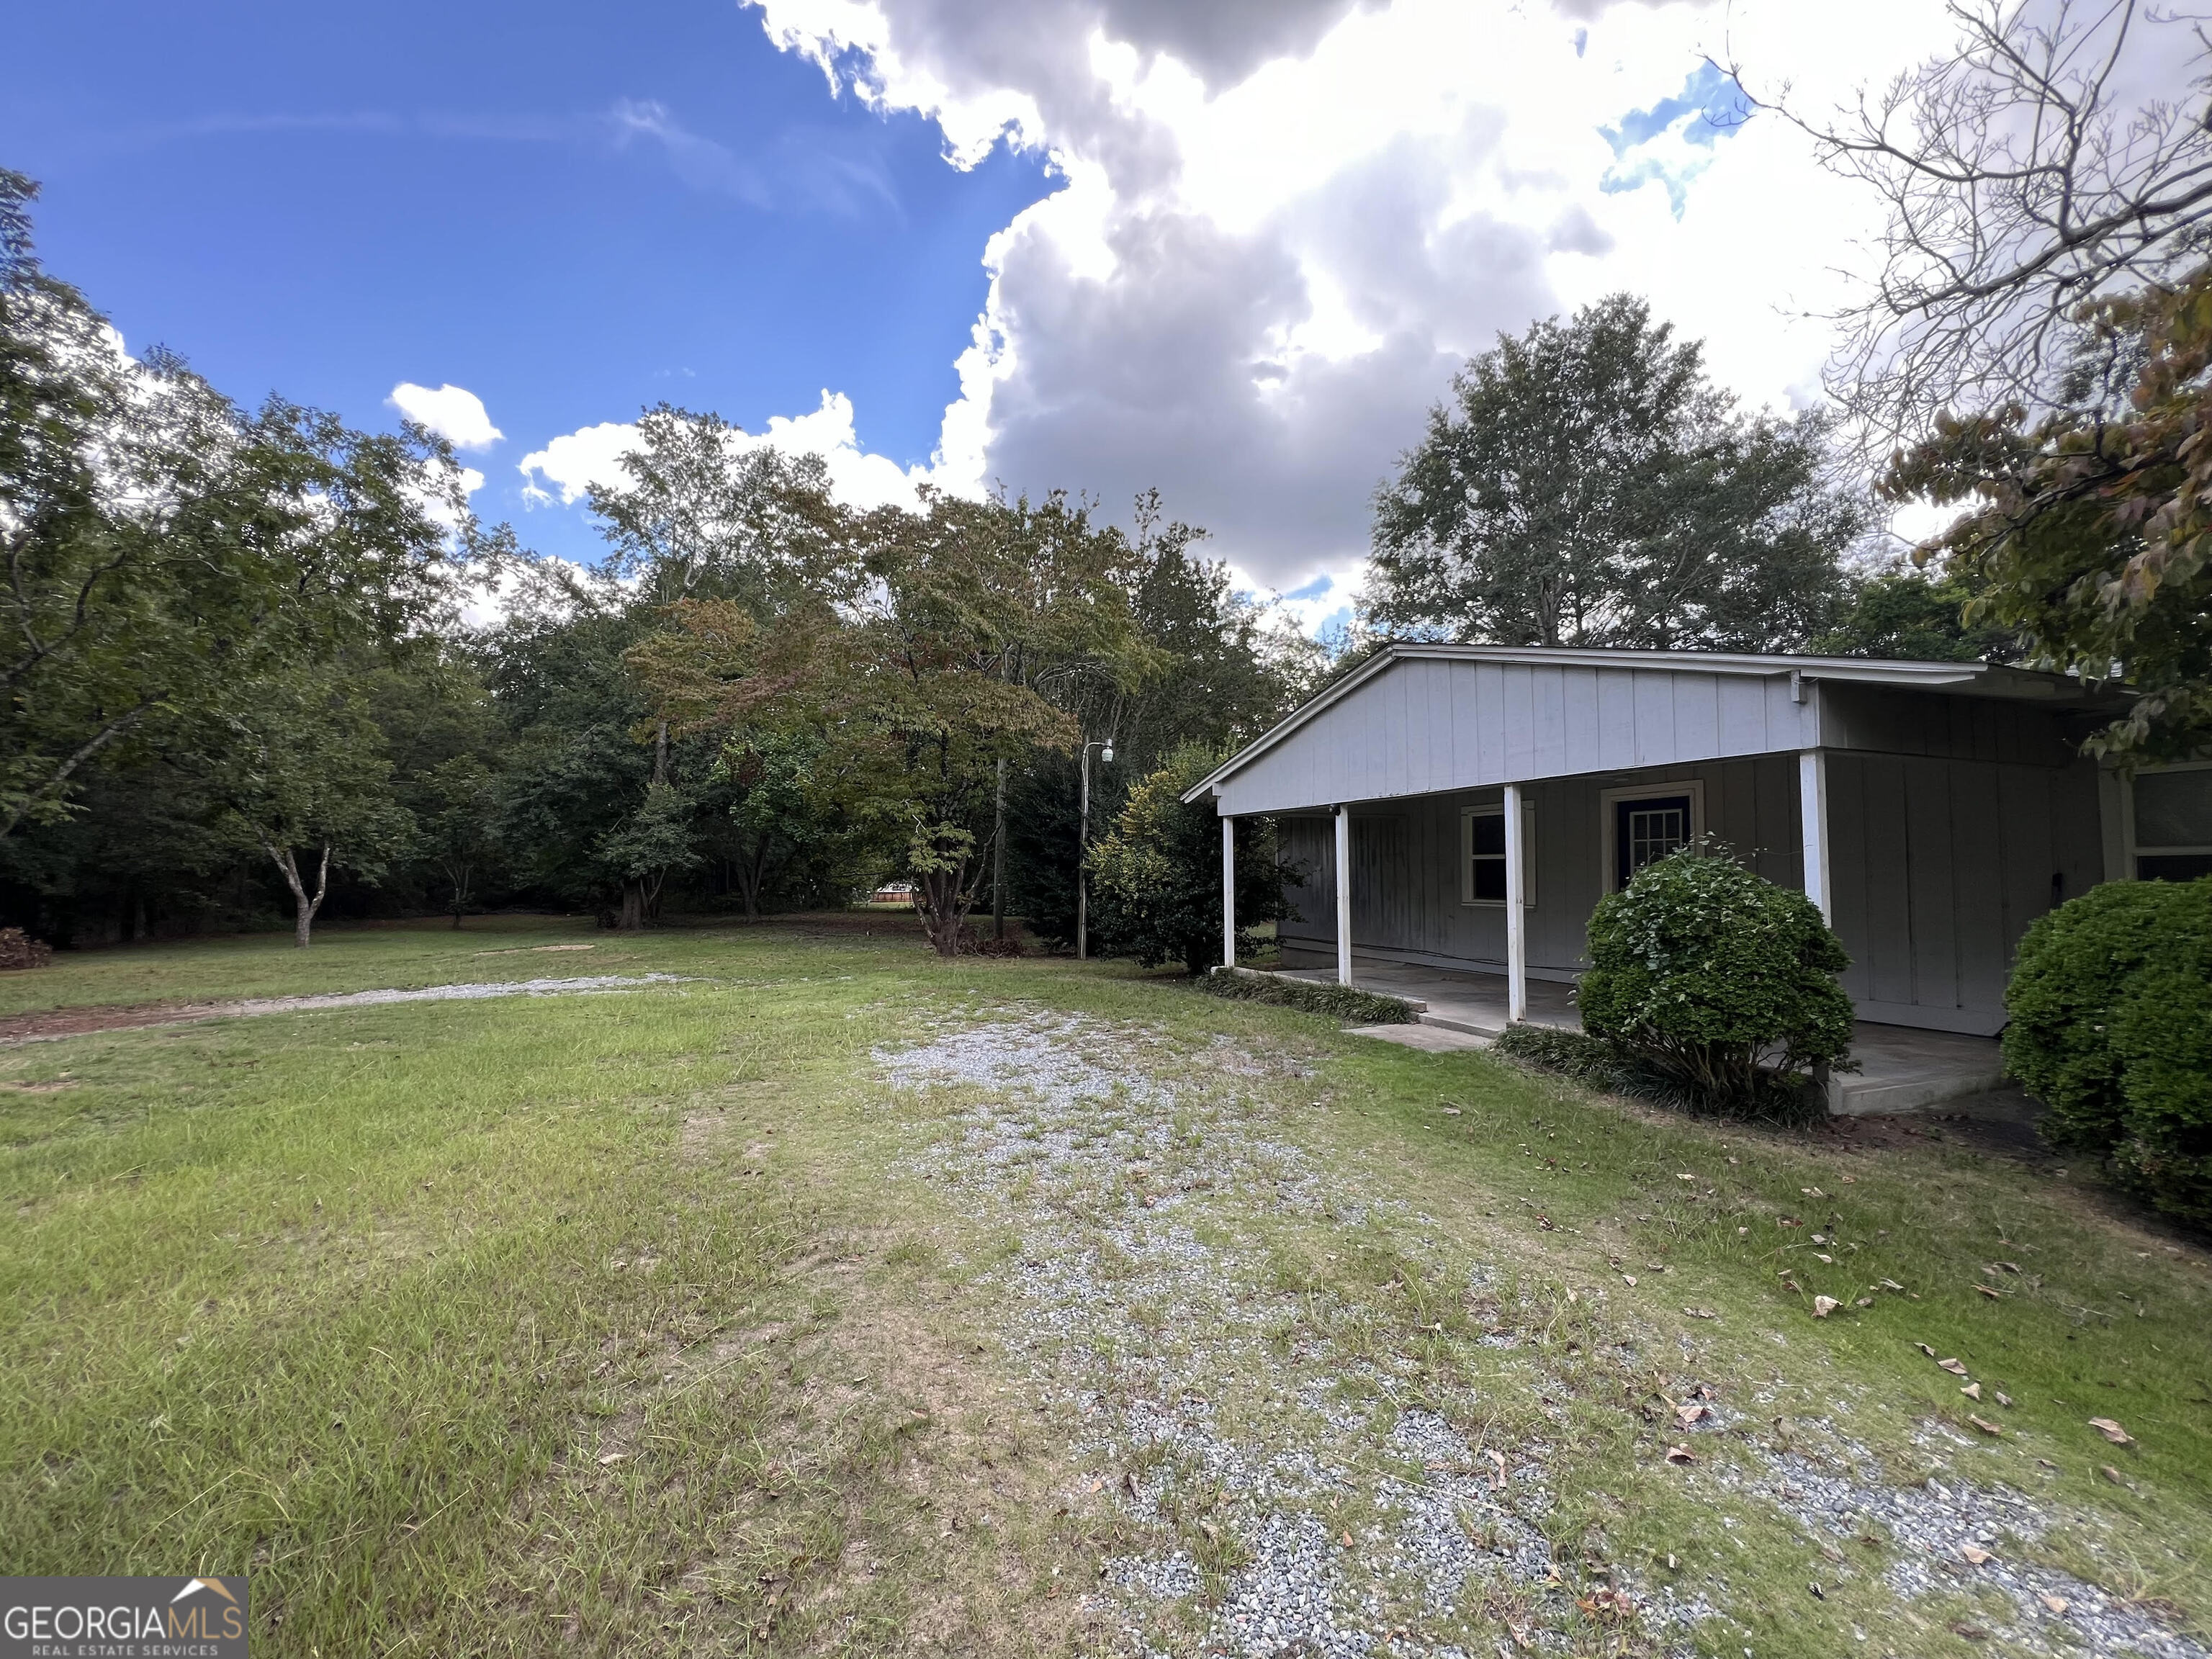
top-left (1503, 781), bottom-right (1527, 1023)
top-left (1334, 804), bottom-right (1353, 987)
top-left (1220, 814), bottom-right (1236, 969)
top-left (1798, 749), bottom-right (1832, 924)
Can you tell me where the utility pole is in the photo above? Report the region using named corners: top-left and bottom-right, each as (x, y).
top-left (1076, 737), bottom-right (1112, 959)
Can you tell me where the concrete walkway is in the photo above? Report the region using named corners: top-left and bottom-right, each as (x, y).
top-left (1269, 955), bottom-right (2022, 1116)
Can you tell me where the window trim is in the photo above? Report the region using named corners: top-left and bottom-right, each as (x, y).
top-left (1598, 778), bottom-right (1707, 893)
top-left (2125, 760), bottom-right (2212, 877)
top-left (1460, 800), bottom-right (1536, 908)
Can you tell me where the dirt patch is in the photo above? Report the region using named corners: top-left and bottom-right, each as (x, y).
top-left (0, 975), bottom-right (696, 1046)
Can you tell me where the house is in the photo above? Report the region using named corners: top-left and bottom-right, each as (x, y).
top-left (1181, 644), bottom-right (2192, 1111)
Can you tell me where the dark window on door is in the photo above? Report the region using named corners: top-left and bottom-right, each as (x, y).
top-left (1469, 810), bottom-right (1507, 900)
top-left (1614, 794), bottom-right (1692, 889)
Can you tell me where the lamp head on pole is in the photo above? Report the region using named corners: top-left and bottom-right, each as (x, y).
top-left (1101, 742), bottom-right (1114, 764)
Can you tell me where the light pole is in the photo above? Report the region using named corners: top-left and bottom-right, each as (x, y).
top-left (1076, 737), bottom-right (1113, 961)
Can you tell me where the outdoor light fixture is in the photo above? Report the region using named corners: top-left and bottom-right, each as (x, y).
top-left (1077, 737), bottom-right (1116, 961)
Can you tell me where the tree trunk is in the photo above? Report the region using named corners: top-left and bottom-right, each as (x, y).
top-left (617, 878), bottom-right (646, 931)
top-left (267, 843), bottom-right (332, 949)
top-left (918, 864), bottom-right (972, 957)
top-left (992, 758), bottom-right (1007, 940)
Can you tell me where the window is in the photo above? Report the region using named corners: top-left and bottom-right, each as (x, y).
top-left (2131, 764), bottom-right (2212, 882)
top-left (1461, 801), bottom-right (1535, 906)
top-left (1600, 781), bottom-right (1705, 891)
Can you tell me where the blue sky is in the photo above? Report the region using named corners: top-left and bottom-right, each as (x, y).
top-left (4, 0), bottom-right (1054, 562)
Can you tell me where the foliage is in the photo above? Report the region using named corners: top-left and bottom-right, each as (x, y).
top-left (1192, 968), bottom-right (1415, 1025)
top-left (1087, 745), bottom-right (1292, 975)
top-left (413, 756), bottom-right (500, 927)
top-left (1889, 266), bottom-right (2212, 760)
top-left (1367, 294), bottom-right (1861, 651)
top-left (0, 926), bottom-right (50, 970)
top-left (1488, 1023), bottom-right (1625, 1089)
top-left (2007, 877), bottom-right (2212, 1223)
top-left (1577, 845), bottom-right (1854, 1115)
top-left (1809, 562), bottom-right (2016, 662)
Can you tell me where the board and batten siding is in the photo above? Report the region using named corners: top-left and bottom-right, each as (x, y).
top-left (1279, 756), bottom-right (1804, 980)
top-left (1213, 657), bottom-right (1817, 817)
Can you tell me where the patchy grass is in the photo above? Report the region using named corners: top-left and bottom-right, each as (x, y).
top-left (3, 917), bottom-right (2208, 1658)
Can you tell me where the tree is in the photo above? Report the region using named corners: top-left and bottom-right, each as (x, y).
top-left (1886, 268), bottom-right (2212, 760)
top-left (1367, 295), bottom-right (1861, 652)
top-left (205, 677), bottom-right (416, 948)
top-left (415, 755), bottom-right (501, 926)
top-left (1809, 562), bottom-right (2015, 662)
top-left (1739, 1), bottom-right (2212, 445)
top-left (1088, 745), bottom-right (1292, 976)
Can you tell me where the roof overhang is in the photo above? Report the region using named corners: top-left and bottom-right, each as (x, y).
top-left (1181, 643), bottom-right (2126, 804)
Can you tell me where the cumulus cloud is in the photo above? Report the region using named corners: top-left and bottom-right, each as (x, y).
top-left (730, 0), bottom-right (1986, 606)
top-left (518, 389), bottom-right (938, 513)
top-left (387, 382), bottom-right (504, 450)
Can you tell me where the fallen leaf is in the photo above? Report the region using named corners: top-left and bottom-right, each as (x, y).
top-left (1969, 1415), bottom-right (2004, 1436)
top-left (1675, 1402), bottom-right (1710, 1426)
top-left (1840, 1174), bottom-right (1857, 1183)
top-left (1995, 1392), bottom-right (2013, 1408)
top-left (1485, 1449), bottom-right (1507, 1481)
top-left (1812, 1295), bottom-right (1840, 1318)
top-left (1665, 1444), bottom-right (1696, 1464)
top-left (1995, 1261), bottom-right (2021, 1274)
top-left (1808, 1581), bottom-right (1825, 1599)
top-left (598, 1452), bottom-right (627, 1465)
top-left (1622, 1274), bottom-right (1637, 1287)
top-left (2101, 1465), bottom-right (2126, 1485)
top-left (2089, 1417), bottom-right (2134, 1446)
top-left (1676, 1172), bottom-right (1697, 1182)
top-left (1122, 1471), bottom-right (1140, 1498)
top-left (1856, 1297), bottom-right (1874, 1307)
top-left (1884, 1280), bottom-right (1908, 1292)
top-left (1781, 1277), bottom-right (1803, 1292)
top-left (1802, 1187), bottom-right (1827, 1198)
top-left (1439, 1106), bottom-right (1462, 1115)
top-left (2041, 1593), bottom-right (2069, 1614)
top-left (1917, 1342), bottom-right (1938, 1357)
top-left (1341, 1530), bottom-right (1354, 1547)
top-left (1683, 1306), bottom-right (1717, 1319)
top-left (1938, 1357), bottom-right (1970, 1376)
top-left (1973, 1285), bottom-right (2003, 1300)
top-left (1200, 1519), bottom-right (1219, 1542)
top-left (1961, 1544), bottom-right (1993, 1565)
top-left (1961, 1382), bottom-right (1982, 1400)
top-left (1814, 1252), bottom-right (1835, 1264)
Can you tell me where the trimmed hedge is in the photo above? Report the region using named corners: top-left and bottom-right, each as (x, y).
top-left (1195, 968), bottom-right (1417, 1025)
top-left (2006, 876), bottom-right (2212, 1225)
top-left (1577, 845), bottom-right (1853, 1116)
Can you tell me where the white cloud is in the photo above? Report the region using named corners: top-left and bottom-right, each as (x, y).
top-left (518, 389), bottom-right (941, 513)
top-left (732, 0), bottom-right (1986, 611)
top-left (387, 382), bottom-right (504, 451)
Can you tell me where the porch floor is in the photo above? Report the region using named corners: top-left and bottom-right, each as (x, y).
top-left (1269, 955), bottom-right (2020, 1117)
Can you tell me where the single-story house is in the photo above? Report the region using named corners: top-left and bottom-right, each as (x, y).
top-left (1182, 644), bottom-right (2207, 1107)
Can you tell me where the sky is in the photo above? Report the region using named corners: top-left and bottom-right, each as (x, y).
top-left (5, 0), bottom-right (2020, 635)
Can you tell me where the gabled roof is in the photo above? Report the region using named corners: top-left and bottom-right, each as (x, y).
top-left (1181, 642), bottom-right (2119, 804)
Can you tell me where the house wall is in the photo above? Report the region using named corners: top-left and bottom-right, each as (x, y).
top-left (1279, 755), bottom-right (1804, 980)
top-left (1216, 656), bottom-right (1817, 817)
top-left (1277, 733), bottom-right (2106, 1035)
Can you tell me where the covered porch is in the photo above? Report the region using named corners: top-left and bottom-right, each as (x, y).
top-left (1264, 956), bottom-right (2017, 1115)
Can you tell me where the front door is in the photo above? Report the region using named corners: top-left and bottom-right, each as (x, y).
top-left (1614, 793), bottom-right (1693, 889)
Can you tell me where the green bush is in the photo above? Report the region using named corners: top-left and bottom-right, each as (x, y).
top-left (1194, 968), bottom-right (1416, 1025)
top-left (1488, 1023), bottom-right (1625, 1089)
top-left (2006, 876), bottom-right (2212, 1225)
top-left (1576, 845), bottom-right (1853, 1115)
top-left (1089, 745), bottom-right (1293, 975)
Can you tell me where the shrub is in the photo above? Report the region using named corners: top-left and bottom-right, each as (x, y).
top-left (1576, 845), bottom-right (1853, 1115)
top-left (0, 928), bottom-right (52, 971)
top-left (1089, 745), bottom-right (1293, 975)
top-left (1488, 1023), bottom-right (1625, 1089)
top-left (1195, 968), bottom-right (1416, 1025)
top-left (2007, 876), bottom-right (2212, 1225)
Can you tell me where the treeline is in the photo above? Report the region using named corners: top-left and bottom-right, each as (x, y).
top-left (0, 171), bottom-right (1319, 950)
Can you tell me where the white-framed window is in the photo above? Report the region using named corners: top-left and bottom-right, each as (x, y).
top-left (1461, 801), bottom-right (1535, 907)
top-left (2127, 761), bottom-right (2212, 883)
top-left (1599, 779), bottom-right (1707, 891)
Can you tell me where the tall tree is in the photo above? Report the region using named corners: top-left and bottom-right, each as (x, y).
top-left (1809, 562), bottom-right (2016, 662)
top-left (1367, 295), bottom-right (1861, 652)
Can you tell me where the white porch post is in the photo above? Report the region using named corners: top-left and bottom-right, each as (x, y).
top-left (1799, 748), bottom-right (1832, 923)
top-left (1503, 781), bottom-right (1527, 1022)
top-left (1334, 804), bottom-right (1353, 987)
top-left (1220, 814), bottom-right (1236, 968)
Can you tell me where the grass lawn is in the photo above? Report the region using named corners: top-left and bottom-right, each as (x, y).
top-left (3, 915), bottom-right (2208, 1657)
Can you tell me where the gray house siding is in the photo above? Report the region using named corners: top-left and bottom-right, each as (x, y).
top-left (1280, 755), bottom-right (1804, 980)
top-left (1825, 751), bottom-right (2105, 1032)
top-left (1216, 659), bottom-right (1817, 817)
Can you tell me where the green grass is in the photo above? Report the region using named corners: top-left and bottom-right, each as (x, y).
top-left (4, 914), bottom-right (2209, 1657)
